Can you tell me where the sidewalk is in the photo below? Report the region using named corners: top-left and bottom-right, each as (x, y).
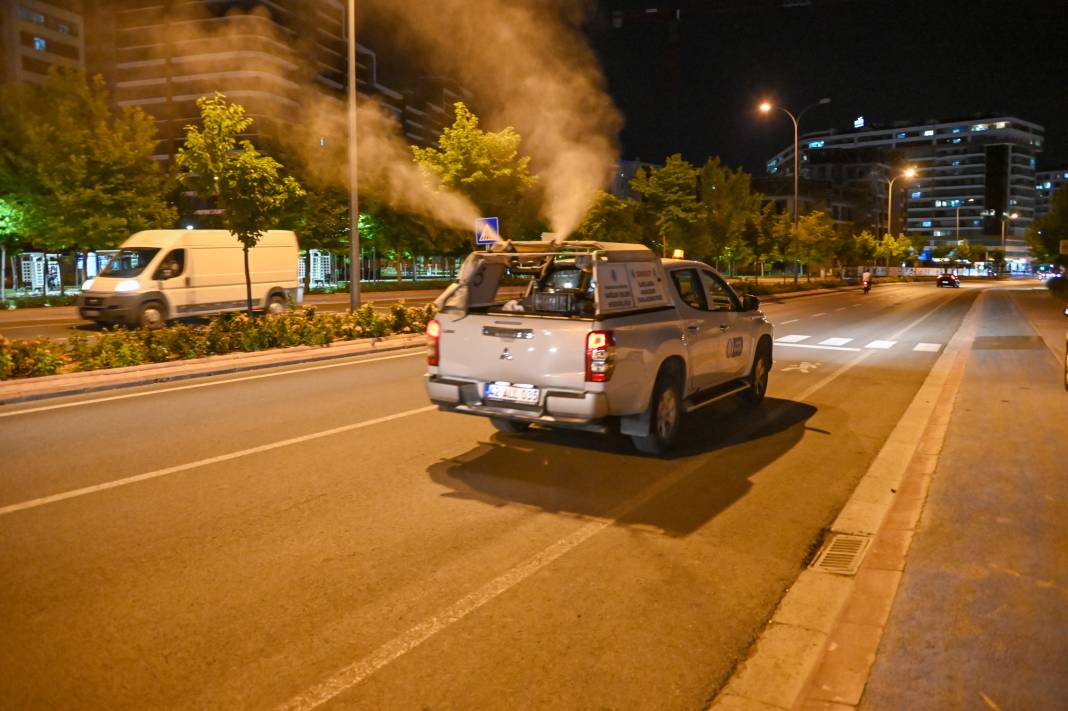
top-left (801, 286), bottom-right (1068, 709)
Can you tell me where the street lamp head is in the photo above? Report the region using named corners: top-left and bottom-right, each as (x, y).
top-left (1010, 212), bottom-right (1019, 219)
top-left (818, 97), bottom-right (832, 105)
top-left (758, 102), bottom-right (772, 113)
top-left (903, 167), bottom-right (917, 179)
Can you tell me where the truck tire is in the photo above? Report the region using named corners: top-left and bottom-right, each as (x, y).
top-left (744, 343), bottom-right (771, 405)
top-left (265, 292), bottom-right (287, 315)
top-left (632, 373), bottom-right (683, 455)
top-left (136, 301), bottom-right (166, 330)
top-left (489, 417), bottom-right (531, 434)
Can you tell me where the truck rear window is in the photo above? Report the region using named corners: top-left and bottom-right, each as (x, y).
top-left (498, 261), bottom-right (595, 317)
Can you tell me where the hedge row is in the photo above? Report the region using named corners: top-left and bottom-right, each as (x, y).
top-left (0, 303), bottom-right (435, 381)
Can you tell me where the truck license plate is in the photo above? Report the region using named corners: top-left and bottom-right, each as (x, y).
top-left (484, 382), bottom-right (540, 404)
top-left (82, 309), bottom-right (100, 317)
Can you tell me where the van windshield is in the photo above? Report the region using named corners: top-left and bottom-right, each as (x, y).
top-left (100, 248), bottom-right (160, 278)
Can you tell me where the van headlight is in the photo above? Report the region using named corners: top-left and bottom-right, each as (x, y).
top-left (115, 279), bottom-right (140, 292)
top-left (81, 278), bottom-right (95, 291)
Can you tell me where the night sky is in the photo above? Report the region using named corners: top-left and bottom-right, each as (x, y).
top-left (589, 0), bottom-right (1068, 174)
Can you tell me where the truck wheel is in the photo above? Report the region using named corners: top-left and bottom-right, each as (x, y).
top-left (489, 417), bottom-right (531, 434)
top-left (632, 374), bottom-right (683, 455)
top-left (744, 345), bottom-right (771, 405)
top-left (265, 293), bottom-right (287, 315)
top-left (137, 301), bottom-right (165, 329)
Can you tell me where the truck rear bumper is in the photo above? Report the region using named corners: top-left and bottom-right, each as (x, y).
top-left (426, 375), bottom-right (609, 430)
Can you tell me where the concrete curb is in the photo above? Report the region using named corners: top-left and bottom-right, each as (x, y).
top-left (709, 290), bottom-right (983, 711)
top-left (0, 334), bottom-right (425, 406)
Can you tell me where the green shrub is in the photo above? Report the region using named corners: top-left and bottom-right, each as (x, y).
top-left (0, 336), bottom-right (66, 379)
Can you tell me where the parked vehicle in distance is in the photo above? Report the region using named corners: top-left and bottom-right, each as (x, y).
top-left (424, 239), bottom-right (774, 454)
top-left (936, 273), bottom-right (961, 288)
top-left (77, 230), bottom-right (300, 328)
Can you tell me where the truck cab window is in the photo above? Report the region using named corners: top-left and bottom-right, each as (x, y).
top-left (153, 249), bottom-right (185, 280)
top-left (671, 269), bottom-right (708, 311)
top-left (700, 270), bottom-right (740, 312)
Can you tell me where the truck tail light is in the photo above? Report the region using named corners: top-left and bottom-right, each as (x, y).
top-left (426, 319), bottom-right (441, 366)
top-left (586, 330), bottom-right (615, 382)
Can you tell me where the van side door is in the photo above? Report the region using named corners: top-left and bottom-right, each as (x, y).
top-left (153, 249), bottom-right (192, 316)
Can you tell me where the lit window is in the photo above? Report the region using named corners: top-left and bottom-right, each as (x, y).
top-left (808, 140), bottom-right (825, 148)
top-left (952, 160), bottom-right (961, 166)
top-left (19, 7), bottom-right (45, 23)
top-left (972, 219), bottom-right (981, 226)
top-left (923, 129), bottom-right (935, 136)
top-left (58, 23), bottom-right (70, 34)
top-left (922, 220), bottom-right (933, 227)
top-left (995, 122), bottom-right (1007, 129)
top-left (1062, 172), bottom-right (1068, 179)
top-left (933, 230), bottom-right (945, 237)
top-left (971, 124), bottom-right (988, 132)
top-left (896, 132), bottom-right (907, 139)
top-left (952, 127), bottom-right (962, 134)
top-left (32, 36), bottom-right (46, 51)
top-left (1045, 181), bottom-right (1053, 189)
top-left (951, 138), bottom-right (962, 144)
top-left (911, 191), bottom-right (922, 199)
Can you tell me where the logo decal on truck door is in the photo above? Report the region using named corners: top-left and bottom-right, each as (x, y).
top-left (726, 336), bottom-right (744, 358)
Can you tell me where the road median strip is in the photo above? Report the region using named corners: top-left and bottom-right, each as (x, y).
top-left (0, 333), bottom-right (425, 406)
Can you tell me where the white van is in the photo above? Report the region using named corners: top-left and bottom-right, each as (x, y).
top-left (77, 229), bottom-right (300, 328)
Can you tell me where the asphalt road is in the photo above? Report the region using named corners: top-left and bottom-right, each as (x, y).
top-left (0, 282), bottom-right (988, 709)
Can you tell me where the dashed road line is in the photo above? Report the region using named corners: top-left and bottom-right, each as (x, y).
top-left (776, 342), bottom-right (861, 352)
top-left (776, 334), bottom-right (810, 343)
top-left (780, 319), bottom-right (799, 325)
top-left (865, 340), bottom-right (897, 349)
top-left (914, 342), bottom-right (943, 352)
top-left (812, 312), bottom-right (827, 317)
top-left (819, 337), bottom-right (853, 346)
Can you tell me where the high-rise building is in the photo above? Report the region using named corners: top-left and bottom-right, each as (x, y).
top-left (0, 0), bottom-right (85, 83)
top-left (766, 116), bottom-right (1044, 267)
top-left (1034, 168), bottom-right (1068, 221)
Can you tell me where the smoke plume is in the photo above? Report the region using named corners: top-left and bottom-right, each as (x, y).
top-left (364, 0), bottom-right (623, 237)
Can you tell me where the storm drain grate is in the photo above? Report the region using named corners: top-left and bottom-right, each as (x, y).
top-left (812, 534), bottom-right (871, 576)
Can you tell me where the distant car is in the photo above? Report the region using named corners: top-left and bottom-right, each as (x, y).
top-left (936, 273), bottom-right (960, 288)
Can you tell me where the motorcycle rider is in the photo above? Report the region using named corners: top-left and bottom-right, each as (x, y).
top-left (861, 267), bottom-right (872, 294)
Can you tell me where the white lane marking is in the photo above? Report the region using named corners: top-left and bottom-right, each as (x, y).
top-left (865, 340), bottom-right (897, 349)
top-left (913, 342), bottom-right (942, 352)
top-left (274, 439), bottom-right (733, 711)
top-left (835, 307), bottom-right (847, 311)
top-left (782, 361), bottom-right (820, 373)
top-left (776, 334), bottom-right (810, 343)
top-left (792, 291), bottom-right (960, 403)
top-left (0, 405), bottom-right (438, 517)
top-left (779, 319), bottom-right (799, 325)
top-left (819, 337), bottom-right (853, 346)
top-left (852, 304), bottom-right (863, 307)
top-left (0, 351), bottom-right (425, 419)
top-left (812, 312), bottom-right (827, 318)
top-left (777, 342), bottom-right (861, 352)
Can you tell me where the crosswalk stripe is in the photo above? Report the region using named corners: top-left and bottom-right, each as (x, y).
top-left (913, 342), bottom-right (942, 352)
top-left (776, 334), bottom-right (810, 343)
top-left (820, 337), bottom-right (853, 346)
top-left (865, 340), bottom-right (897, 349)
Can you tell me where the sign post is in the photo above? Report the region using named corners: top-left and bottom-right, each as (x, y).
top-left (475, 217), bottom-right (500, 248)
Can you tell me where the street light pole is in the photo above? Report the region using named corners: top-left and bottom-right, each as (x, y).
top-left (347, 0), bottom-right (361, 311)
top-left (759, 97), bottom-right (830, 285)
top-left (886, 167), bottom-right (917, 237)
top-left (1000, 211), bottom-right (1018, 272)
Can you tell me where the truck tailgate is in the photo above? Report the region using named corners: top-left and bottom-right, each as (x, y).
top-left (437, 312), bottom-right (590, 391)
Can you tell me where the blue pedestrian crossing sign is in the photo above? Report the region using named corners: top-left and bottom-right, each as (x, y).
top-left (475, 217), bottom-right (500, 245)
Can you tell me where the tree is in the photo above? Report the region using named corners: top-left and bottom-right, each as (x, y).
top-left (696, 157), bottom-right (765, 272)
top-left (413, 102), bottom-right (539, 240)
top-left (795, 210), bottom-right (836, 279)
top-left (176, 93), bottom-right (304, 314)
top-left (873, 233), bottom-right (911, 268)
top-left (0, 68), bottom-right (175, 268)
top-left (1027, 188), bottom-right (1068, 267)
top-left (853, 230), bottom-right (878, 266)
top-left (574, 192), bottom-right (641, 242)
top-left (359, 199), bottom-right (438, 283)
top-left (739, 204), bottom-right (783, 280)
top-left (629, 154), bottom-right (700, 257)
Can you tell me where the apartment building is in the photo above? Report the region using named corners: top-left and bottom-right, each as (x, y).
top-left (767, 116), bottom-right (1044, 265)
top-left (0, 0), bottom-right (85, 83)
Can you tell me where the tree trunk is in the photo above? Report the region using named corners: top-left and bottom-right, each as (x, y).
top-left (0, 244), bottom-right (5, 301)
top-left (394, 254), bottom-right (403, 284)
top-left (243, 244), bottom-right (253, 316)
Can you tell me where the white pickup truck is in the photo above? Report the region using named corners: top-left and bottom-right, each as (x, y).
top-left (425, 240), bottom-right (774, 453)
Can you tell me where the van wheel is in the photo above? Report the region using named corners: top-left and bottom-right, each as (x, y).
top-left (744, 344), bottom-right (771, 405)
top-left (137, 301), bottom-right (165, 329)
top-left (632, 373), bottom-right (683, 455)
top-left (265, 293), bottom-right (286, 315)
top-left (489, 417), bottom-right (531, 434)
